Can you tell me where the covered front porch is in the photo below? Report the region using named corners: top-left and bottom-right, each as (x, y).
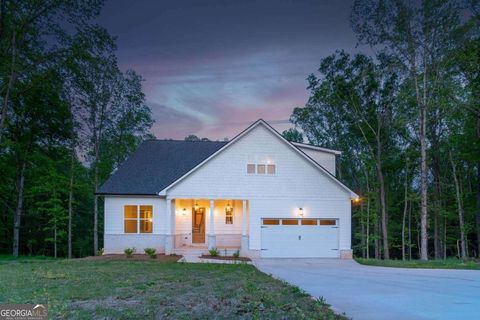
top-left (164, 198), bottom-right (249, 255)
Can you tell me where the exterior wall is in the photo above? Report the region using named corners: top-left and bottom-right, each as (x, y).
top-left (167, 124), bottom-right (352, 253)
top-left (104, 196), bottom-right (167, 253)
top-left (296, 147), bottom-right (336, 176)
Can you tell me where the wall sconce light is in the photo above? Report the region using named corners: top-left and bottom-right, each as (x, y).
top-left (194, 203), bottom-right (199, 211)
top-left (298, 207), bottom-right (304, 217)
top-left (182, 208), bottom-right (187, 216)
top-left (353, 197), bottom-right (360, 203)
top-left (226, 203), bottom-right (231, 211)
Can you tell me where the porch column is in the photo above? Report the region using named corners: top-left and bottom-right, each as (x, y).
top-left (240, 199), bottom-right (249, 255)
top-left (165, 197), bottom-right (175, 254)
top-left (207, 199), bottom-right (216, 249)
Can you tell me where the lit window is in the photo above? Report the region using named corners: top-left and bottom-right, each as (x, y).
top-left (301, 219), bottom-right (317, 225)
top-left (247, 164), bottom-right (256, 174)
top-left (263, 219), bottom-right (279, 225)
top-left (267, 164), bottom-right (276, 174)
top-left (225, 204), bottom-right (233, 224)
top-left (140, 205), bottom-right (153, 233)
top-left (124, 205), bottom-right (138, 233)
top-left (320, 219), bottom-right (336, 226)
top-left (124, 205), bottom-right (153, 233)
top-left (257, 164), bottom-right (266, 174)
top-left (282, 219), bottom-right (298, 225)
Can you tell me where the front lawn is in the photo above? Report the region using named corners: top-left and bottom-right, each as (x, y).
top-left (355, 258), bottom-right (480, 270)
top-left (0, 256), bottom-right (345, 319)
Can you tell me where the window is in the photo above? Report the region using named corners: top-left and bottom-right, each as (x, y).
top-left (247, 164), bottom-right (256, 174)
top-left (282, 219), bottom-right (298, 225)
top-left (320, 219), bottom-right (336, 226)
top-left (124, 205), bottom-right (153, 233)
top-left (263, 219), bottom-right (280, 225)
top-left (267, 164), bottom-right (276, 174)
top-left (257, 164), bottom-right (266, 174)
top-left (225, 204), bottom-right (233, 224)
top-left (124, 205), bottom-right (138, 233)
top-left (140, 205), bottom-right (153, 233)
top-left (301, 219), bottom-right (317, 225)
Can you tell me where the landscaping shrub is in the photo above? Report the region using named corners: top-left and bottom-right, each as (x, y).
top-left (144, 248), bottom-right (157, 259)
top-left (233, 250), bottom-right (240, 258)
top-left (208, 248), bottom-right (219, 257)
top-left (124, 247), bottom-right (135, 258)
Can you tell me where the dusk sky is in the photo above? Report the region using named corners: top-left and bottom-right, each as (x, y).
top-left (99, 0), bottom-right (359, 140)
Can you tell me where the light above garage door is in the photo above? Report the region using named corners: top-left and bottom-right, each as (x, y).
top-left (261, 218), bottom-right (339, 258)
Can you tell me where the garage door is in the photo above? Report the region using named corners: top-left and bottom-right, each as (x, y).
top-left (261, 218), bottom-right (339, 258)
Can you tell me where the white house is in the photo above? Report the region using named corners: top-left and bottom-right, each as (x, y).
top-left (97, 119), bottom-right (358, 259)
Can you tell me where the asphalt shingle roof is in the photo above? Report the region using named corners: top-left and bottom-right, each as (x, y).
top-left (96, 140), bottom-right (227, 195)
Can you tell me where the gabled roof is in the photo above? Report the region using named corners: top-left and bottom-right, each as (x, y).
top-left (159, 119), bottom-right (358, 198)
top-left (96, 140), bottom-right (227, 195)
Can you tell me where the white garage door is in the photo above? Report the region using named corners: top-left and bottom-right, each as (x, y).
top-left (261, 218), bottom-right (339, 258)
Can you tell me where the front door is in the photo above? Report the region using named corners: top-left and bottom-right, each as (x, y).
top-left (192, 207), bottom-right (206, 243)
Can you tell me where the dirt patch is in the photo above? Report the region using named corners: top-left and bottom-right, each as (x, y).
top-left (200, 255), bottom-right (251, 262)
top-left (78, 254), bottom-right (182, 262)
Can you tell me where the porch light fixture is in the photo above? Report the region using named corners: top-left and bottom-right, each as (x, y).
top-left (226, 203), bottom-right (231, 211)
top-left (194, 203), bottom-right (199, 211)
top-left (182, 208), bottom-right (187, 216)
top-left (353, 197), bottom-right (360, 203)
top-left (298, 207), bottom-right (304, 217)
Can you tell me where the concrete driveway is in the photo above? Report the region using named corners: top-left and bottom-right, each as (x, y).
top-left (254, 259), bottom-right (480, 320)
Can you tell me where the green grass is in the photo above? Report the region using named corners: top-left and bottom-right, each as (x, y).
top-left (355, 258), bottom-right (480, 270)
top-left (0, 256), bottom-right (346, 319)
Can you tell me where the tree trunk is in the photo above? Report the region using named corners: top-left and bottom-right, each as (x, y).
top-left (0, 30), bottom-right (17, 143)
top-left (376, 137), bottom-right (389, 259)
top-left (408, 201), bottom-right (412, 260)
top-left (361, 201), bottom-right (365, 258)
top-left (419, 102), bottom-right (428, 260)
top-left (402, 160), bottom-right (409, 261)
top-left (68, 148), bottom-right (75, 259)
top-left (476, 117), bottom-right (480, 257)
top-left (13, 162), bottom-right (25, 257)
top-left (366, 193), bottom-right (370, 259)
top-left (450, 152), bottom-right (467, 259)
top-left (54, 219), bottom-right (57, 258)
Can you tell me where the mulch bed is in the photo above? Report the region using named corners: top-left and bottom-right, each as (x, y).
top-left (200, 255), bottom-right (251, 261)
top-left (79, 254), bottom-right (182, 262)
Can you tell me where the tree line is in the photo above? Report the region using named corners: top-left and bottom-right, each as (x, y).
top-left (0, 1), bottom-right (153, 257)
top-left (285, 0), bottom-right (480, 260)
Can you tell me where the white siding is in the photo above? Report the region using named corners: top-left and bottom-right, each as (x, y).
top-left (167, 124), bottom-right (351, 252)
top-left (297, 147), bottom-right (337, 176)
top-left (104, 196), bottom-right (167, 253)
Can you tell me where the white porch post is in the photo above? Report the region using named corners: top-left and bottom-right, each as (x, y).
top-left (207, 199), bottom-right (216, 249)
top-left (165, 197), bottom-right (175, 254)
top-left (240, 199), bottom-right (249, 255)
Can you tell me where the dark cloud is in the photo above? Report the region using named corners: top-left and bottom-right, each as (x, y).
top-left (99, 0), bottom-right (357, 139)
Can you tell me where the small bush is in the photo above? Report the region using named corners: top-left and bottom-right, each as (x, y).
top-left (233, 250), bottom-right (240, 258)
top-left (124, 247), bottom-right (136, 258)
top-left (208, 248), bottom-right (219, 257)
top-left (96, 248), bottom-right (104, 256)
top-left (144, 248), bottom-right (156, 259)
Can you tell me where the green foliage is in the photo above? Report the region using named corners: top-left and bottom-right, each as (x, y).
top-left (208, 248), bottom-right (219, 257)
top-left (124, 248), bottom-right (135, 258)
top-left (233, 250), bottom-right (240, 258)
top-left (281, 128), bottom-right (304, 143)
top-left (144, 248), bottom-right (157, 259)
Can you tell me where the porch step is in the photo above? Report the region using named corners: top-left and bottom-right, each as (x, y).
top-left (173, 246), bottom-right (240, 257)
